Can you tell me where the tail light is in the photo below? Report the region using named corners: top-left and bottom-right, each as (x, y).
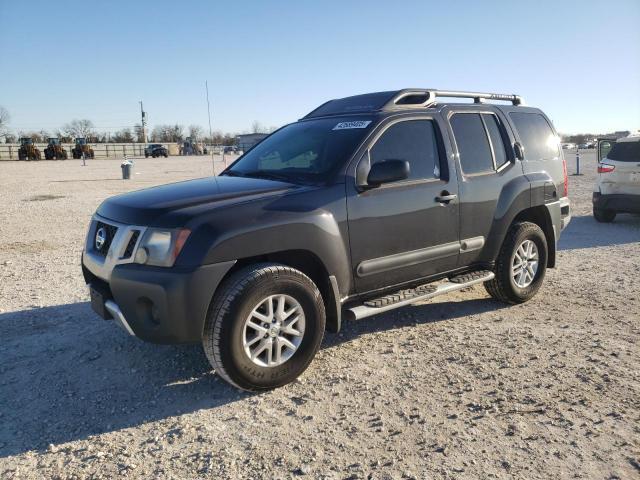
top-left (597, 164), bottom-right (615, 173)
top-left (562, 157), bottom-right (568, 196)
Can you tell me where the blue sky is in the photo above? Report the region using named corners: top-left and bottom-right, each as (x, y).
top-left (1, 0), bottom-right (639, 135)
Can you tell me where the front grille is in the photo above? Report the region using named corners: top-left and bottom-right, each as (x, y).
top-left (122, 230), bottom-right (140, 259)
top-left (94, 221), bottom-right (118, 257)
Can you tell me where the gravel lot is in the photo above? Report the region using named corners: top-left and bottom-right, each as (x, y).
top-left (1, 152), bottom-right (639, 479)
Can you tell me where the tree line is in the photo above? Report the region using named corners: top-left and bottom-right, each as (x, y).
top-left (0, 106), bottom-right (274, 145)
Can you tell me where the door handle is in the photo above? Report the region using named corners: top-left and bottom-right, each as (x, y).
top-left (435, 193), bottom-right (457, 203)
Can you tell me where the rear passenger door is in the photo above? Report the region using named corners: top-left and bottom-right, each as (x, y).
top-left (445, 108), bottom-right (521, 267)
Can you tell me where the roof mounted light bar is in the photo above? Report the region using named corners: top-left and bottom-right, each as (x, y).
top-left (385, 89), bottom-right (525, 110)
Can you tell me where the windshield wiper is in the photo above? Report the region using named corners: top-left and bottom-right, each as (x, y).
top-left (240, 170), bottom-right (295, 183)
top-left (220, 170), bottom-right (244, 177)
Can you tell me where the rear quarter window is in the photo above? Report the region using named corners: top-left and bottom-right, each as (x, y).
top-left (607, 141), bottom-right (640, 162)
top-left (509, 112), bottom-right (560, 161)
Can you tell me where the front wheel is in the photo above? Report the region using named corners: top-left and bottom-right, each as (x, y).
top-left (203, 263), bottom-right (325, 391)
top-left (485, 222), bottom-right (548, 304)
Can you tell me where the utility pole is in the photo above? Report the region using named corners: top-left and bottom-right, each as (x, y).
top-left (139, 101), bottom-right (147, 144)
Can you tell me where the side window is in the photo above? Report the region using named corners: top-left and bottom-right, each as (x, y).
top-left (450, 113), bottom-right (494, 174)
top-left (509, 112), bottom-right (559, 161)
top-left (370, 120), bottom-right (440, 180)
top-left (482, 113), bottom-right (508, 168)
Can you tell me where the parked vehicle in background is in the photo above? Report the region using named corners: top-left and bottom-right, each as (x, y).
top-left (593, 135), bottom-right (640, 222)
top-left (72, 138), bottom-right (94, 159)
top-left (144, 144), bottom-right (168, 158)
top-left (562, 143), bottom-right (576, 150)
top-left (44, 138), bottom-right (68, 160)
top-left (82, 88), bottom-right (571, 391)
top-left (18, 137), bottom-right (41, 161)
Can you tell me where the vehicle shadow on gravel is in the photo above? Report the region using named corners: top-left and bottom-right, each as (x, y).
top-left (0, 294), bottom-right (508, 458)
top-left (0, 302), bottom-right (246, 458)
top-left (559, 214), bottom-right (640, 250)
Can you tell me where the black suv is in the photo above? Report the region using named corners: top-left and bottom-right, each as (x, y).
top-left (144, 144), bottom-right (169, 158)
top-left (82, 89), bottom-right (571, 391)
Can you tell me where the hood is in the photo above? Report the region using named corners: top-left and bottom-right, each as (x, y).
top-left (97, 175), bottom-right (300, 226)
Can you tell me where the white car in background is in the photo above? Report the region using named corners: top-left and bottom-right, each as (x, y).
top-left (593, 134), bottom-right (640, 222)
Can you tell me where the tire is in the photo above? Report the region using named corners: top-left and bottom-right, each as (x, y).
top-left (593, 207), bottom-right (616, 223)
top-left (203, 263), bottom-right (326, 391)
top-left (484, 221), bottom-right (548, 304)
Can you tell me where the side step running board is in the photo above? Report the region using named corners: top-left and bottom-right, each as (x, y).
top-left (345, 270), bottom-right (494, 321)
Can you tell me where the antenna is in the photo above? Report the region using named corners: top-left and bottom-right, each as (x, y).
top-left (205, 81), bottom-right (215, 176)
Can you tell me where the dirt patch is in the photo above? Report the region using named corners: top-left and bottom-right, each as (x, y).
top-left (24, 194), bottom-right (66, 202)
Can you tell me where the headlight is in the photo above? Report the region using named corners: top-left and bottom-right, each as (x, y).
top-left (134, 228), bottom-right (191, 267)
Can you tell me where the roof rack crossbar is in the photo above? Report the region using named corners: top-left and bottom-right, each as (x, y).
top-left (384, 89), bottom-right (524, 110)
top-left (432, 90), bottom-right (524, 106)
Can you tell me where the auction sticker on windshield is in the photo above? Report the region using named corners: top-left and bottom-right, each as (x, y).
top-left (332, 121), bottom-right (372, 130)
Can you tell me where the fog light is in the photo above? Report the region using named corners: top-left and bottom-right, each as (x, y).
top-left (135, 246), bottom-right (149, 264)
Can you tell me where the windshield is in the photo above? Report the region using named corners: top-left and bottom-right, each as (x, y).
top-left (607, 141), bottom-right (640, 162)
top-left (224, 117), bottom-right (374, 183)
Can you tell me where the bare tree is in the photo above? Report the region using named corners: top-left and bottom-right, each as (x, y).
top-left (63, 119), bottom-right (95, 138)
top-left (251, 121), bottom-right (266, 134)
top-left (188, 124), bottom-right (203, 140)
top-left (18, 131), bottom-right (47, 142)
top-left (111, 128), bottom-right (135, 143)
top-left (150, 124), bottom-right (185, 143)
top-left (0, 106), bottom-right (10, 141)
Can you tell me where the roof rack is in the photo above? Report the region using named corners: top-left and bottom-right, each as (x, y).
top-left (386, 89), bottom-right (524, 109)
top-left (302, 89), bottom-right (524, 119)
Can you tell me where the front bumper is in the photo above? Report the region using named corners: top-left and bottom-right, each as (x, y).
top-left (593, 192), bottom-right (640, 214)
top-left (83, 257), bottom-right (235, 344)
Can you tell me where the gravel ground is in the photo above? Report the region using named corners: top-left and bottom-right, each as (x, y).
top-left (0, 152), bottom-right (639, 480)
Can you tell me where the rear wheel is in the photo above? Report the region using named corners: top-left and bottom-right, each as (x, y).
top-left (593, 206), bottom-right (616, 223)
top-left (485, 222), bottom-right (547, 304)
top-left (203, 263), bottom-right (325, 391)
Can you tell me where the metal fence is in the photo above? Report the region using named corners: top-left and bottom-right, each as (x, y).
top-left (0, 143), bottom-right (166, 161)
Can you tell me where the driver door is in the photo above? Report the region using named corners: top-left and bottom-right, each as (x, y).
top-left (346, 117), bottom-right (460, 293)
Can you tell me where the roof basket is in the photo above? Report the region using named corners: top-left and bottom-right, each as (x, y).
top-left (385, 89), bottom-right (524, 110)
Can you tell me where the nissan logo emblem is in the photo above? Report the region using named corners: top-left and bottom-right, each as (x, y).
top-left (95, 227), bottom-right (107, 251)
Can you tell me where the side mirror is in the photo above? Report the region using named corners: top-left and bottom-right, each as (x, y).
top-left (514, 142), bottom-right (525, 161)
top-left (367, 160), bottom-right (410, 187)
